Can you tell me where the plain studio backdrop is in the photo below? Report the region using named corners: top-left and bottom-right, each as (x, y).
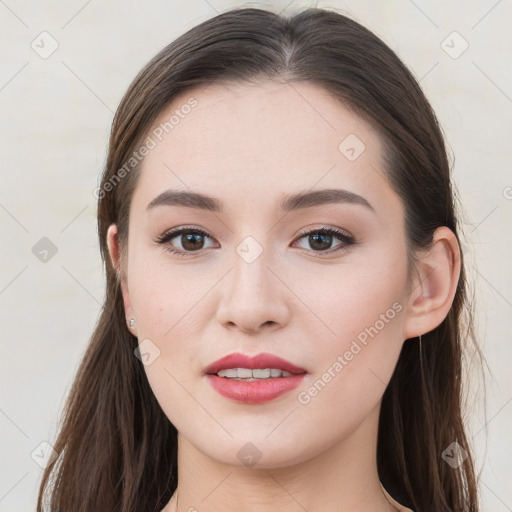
top-left (0, 0), bottom-right (510, 510)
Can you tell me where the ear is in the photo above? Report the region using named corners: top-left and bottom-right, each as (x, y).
top-left (106, 223), bottom-right (136, 335)
top-left (403, 226), bottom-right (461, 339)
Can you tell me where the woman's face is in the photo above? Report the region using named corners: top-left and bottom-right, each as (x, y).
top-left (110, 80), bottom-right (415, 467)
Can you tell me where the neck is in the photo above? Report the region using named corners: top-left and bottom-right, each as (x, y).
top-left (162, 401), bottom-right (396, 512)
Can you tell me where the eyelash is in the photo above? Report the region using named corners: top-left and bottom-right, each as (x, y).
top-left (155, 225), bottom-right (356, 258)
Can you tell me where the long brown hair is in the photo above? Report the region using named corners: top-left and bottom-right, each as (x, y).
top-left (37, 6), bottom-right (484, 511)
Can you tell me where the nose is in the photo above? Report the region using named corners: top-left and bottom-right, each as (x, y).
top-left (215, 243), bottom-right (291, 334)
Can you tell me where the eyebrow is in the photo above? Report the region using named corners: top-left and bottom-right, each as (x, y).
top-left (146, 188), bottom-right (375, 213)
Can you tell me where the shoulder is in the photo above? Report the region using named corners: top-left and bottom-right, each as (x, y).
top-left (380, 482), bottom-right (415, 512)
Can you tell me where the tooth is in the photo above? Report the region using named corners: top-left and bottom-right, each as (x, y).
top-left (218, 368), bottom-right (238, 378)
top-left (253, 368), bottom-right (271, 378)
top-left (215, 368), bottom-right (297, 379)
top-left (237, 368), bottom-right (253, 378)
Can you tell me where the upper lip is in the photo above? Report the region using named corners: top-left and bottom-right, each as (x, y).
top-left (204, 352), bottom-right (308, 375)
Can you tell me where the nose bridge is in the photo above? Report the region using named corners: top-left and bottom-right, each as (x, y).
top-left (230, 233), bottom-right (277, 304)
top-left (233, 236), bottom-right (272, 295)
top-left (216, 231), bottom-right (290, 331)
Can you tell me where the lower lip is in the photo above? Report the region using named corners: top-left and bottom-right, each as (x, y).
top-left (206, 374), bottom-right (307, 404)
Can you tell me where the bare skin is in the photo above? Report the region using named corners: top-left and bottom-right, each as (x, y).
top-left (107, 80), bottom-right (460, 512)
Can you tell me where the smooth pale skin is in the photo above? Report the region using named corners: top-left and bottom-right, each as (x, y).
top-left (106, 80), bottom-right (460, 512)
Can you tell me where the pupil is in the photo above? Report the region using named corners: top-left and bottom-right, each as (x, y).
top-left (309, 233), bottom-right (332, 250)
top-left (182, 233), bottom-right (203, 250)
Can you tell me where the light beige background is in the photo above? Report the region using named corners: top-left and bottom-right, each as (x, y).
top-left (0, 0), bottom-right (510, 510)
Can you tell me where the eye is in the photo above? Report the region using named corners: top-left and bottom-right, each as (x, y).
top-left (155, 226), bottom-right (218, 256)
top-left (293, 226), bottom-right (355, 255)
top-left (155, 225), bottom-right (355, 257)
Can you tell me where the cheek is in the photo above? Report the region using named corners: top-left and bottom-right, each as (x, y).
top-left (127, 247), bottom-right (216, 340)
top-left (290, 252), bottom-right (408, 344)
top-left (290, 252), bottom-right (408, 413)
top-left (293, 298), bottom-right (405, 447)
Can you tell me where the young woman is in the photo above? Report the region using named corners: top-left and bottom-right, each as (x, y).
top-left (37, 6), bottom-right (482, 512)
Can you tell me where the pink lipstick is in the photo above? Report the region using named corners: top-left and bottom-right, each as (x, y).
top-left (204, 352), bottom-right (308, 404)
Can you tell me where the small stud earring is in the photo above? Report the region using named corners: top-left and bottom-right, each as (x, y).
top-left (129, 318), bottom-right (135, 328)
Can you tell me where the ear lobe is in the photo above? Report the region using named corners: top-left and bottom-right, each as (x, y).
top-left (403, 226), bottom-right (461, 339)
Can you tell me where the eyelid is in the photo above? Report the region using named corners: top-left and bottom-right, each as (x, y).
top-left (155, 224), bottom-right (356, 257)
top-left (155, 225), bottom-right (213, 243)
top-left (154, 225), bottom-right (219, 254)
top-left (291, 225), bottom-right (355, 254)
top-left (294, 224), bottom-right (353, 241)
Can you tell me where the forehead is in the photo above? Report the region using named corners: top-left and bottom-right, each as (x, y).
top-left (147, 80), bottom-right (378, 157)
top-left (131, 80), bottom-right (399, 217)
